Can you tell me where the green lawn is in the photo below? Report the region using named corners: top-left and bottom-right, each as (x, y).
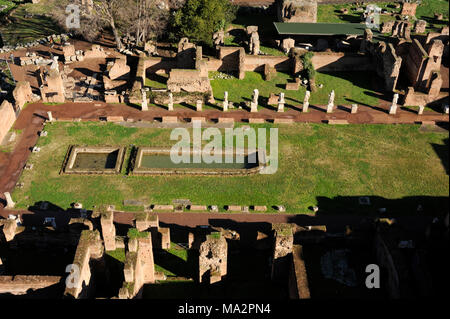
top-left (317, 1), bottom-right (449, 33)
top-left (210, 71), bottom-right (380, 107)
top-left (11, 121), bottom-right (449, 215)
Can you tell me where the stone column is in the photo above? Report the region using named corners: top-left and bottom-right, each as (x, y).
top-left (327, 90), bottom-right (335, 113)
top-left (223, 91), bottom-right (228, 112)
top-left (196, 100), bottom-right (203, 112)
top-left (4, 192), bottom-right (15, 209)
top-left (418, 105), bottom-right (424, 115)
top-left (351, 104), bottom-right (358, 114)
top-left (277, 93), bottom-right (285, 112)
top-left (250, 89), bottom-right (259, 113)
top-left (389, 93), bottom-right (399, 115)
top-left (303, 91), bottom-right (310, 113)
top-left (168, 93), bottom-right (173, 111)
top-left (47, 111), bottom-right (53, 122)
top-left (141, 90), bottom-right (148, 111)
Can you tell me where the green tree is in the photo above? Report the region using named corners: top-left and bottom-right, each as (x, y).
top-left (171, 0), bottom-right (236, 47)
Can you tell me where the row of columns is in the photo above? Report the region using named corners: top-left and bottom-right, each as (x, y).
top-left (147, 90), bottom-right (438, 115)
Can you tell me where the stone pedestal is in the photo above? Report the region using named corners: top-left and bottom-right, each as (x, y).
top-left (351, 104), bottom-right (358, 114)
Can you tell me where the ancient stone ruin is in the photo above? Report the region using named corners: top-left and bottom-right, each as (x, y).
top-left (278, 0), bottom-right (318, 23)
top-left (199, 232), bottom-right (228, 284)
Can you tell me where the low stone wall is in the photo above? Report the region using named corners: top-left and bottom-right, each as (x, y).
top-left (288, 245), bottom-right (310, 299)
top-left (0, 275), bottom-right (62, 295)
top-left (199, 232), bottom-right (228, 284)
top-left (312, 52), bottom-right (373, 72)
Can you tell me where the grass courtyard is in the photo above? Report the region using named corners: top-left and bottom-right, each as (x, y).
top-left (11, 121), bottom-right (449, 215)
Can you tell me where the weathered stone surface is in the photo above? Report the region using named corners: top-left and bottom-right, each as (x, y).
top-left (199, 233), bottom-right (228, 284)
top-left (278, 0), bottom-right (317, 23)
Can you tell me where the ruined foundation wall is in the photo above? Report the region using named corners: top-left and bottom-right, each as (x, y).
top-left (100, 211), bottom-right (116, 251)
top-left (12, 81), bottom-right (32, 111)
top-left (199, 233), bottom-right (228, 284)
top-left (374, 231), bottom-right (400, 299)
